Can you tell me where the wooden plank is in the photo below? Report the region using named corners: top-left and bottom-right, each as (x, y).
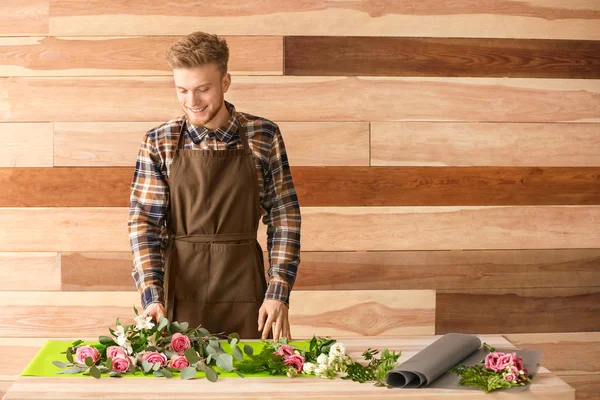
top-left (0, 382), bottom-right (13, 399)
top-left (0, 123), bottom-right (53, 167)
top-left (0, 36), bottom-right (282, 76)
top-left (285, 37), bottom-right (600, 78)
top-left (436, 288), bottom-right (600, 334)
top-left (0, 290), bottom-right (434, 337)
top-left (4, 76), bottom-right (599, 122)
top-left (53, 122), bottom-right (369, 167)
top-left (48, 0), bottom-right (600, 40)
top-left (371, 122), bottom-right (600, 167)
top-left (1, 206), bottom-right (599, 252)
top-left (560, 375), bottom-right (600, 400)
top-left (0, 0), bottom-right (48, 35)
top-left (2, 371), bottom-right (576, 400)
top-left (505, 332), bottom-right (600, 375)
top-left (58, 249), bottom-right (600, 292)
top-left (0, 340), bottom-right (46, 381)
top-left (0, 253), bottom-right (60, 291)
top-left (3, 166), bottom-right (600, 207)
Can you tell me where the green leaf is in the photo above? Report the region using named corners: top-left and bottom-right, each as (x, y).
top-left (84, 356), bottom-right (94, 367)
top-left (161, 368), bottom-right (172, 378)
top-left (152, 362), bottom-right (161, 371)
top-left (106, 357), bottom-right (113, 372)
top-left (234, 369), bottom-right (245, 378)
top-left (243, 344), bottom-right (254, 356)
top-left (230, 338), bottom-right (238, 349)
top-left (99, 336), bottom-right (116, 346)
top-left (179, 322), bottom-right (189, 332)
top-left (206, 354), bottom-right (213, 364)
top-left (89, 366), bottom-right (101, 379)
top-left (52, 361), bottom-right (71, 368)
top-left (205, 366), bottom-right (218, 382)
top-left (184, 347), bottom-right (199, 364)
top-left (62, 366), bottom-right (85, 374)
top-left (142, 360), bottom-right (152, 373)
top-left (66, 351), bottom-right (74, 363)
top-left (116, 317), bottom-right (121, 326)
top-left (181, 367), bottom-right (197, 380)
top-left (228, 333), bottom-right (240, 344)
top-left (133, 305), bottom-right (139, 316)
top-left (197, 328), bottom-right (210, 338)
top-left (165, 349), bottom-right (177, 359)
top-left (233, 345), bottom-right (243, 361)
top-left (157, 316), bottom-right (168, 331)
top-left (216, 353), bottom-right (234, 371)
top-left (71, 340), bottom-right (84, 347)
top-left (153, 370), bottom-right (163, 377)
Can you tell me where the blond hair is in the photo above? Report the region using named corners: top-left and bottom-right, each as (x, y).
top-left (165, 31), bottom-right (229, 76)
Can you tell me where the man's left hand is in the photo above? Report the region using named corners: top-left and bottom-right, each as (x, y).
top-left (258, 299), bottom-right (291, 342)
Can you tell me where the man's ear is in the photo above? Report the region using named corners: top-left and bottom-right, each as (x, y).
top-left (222, 72), bottom-right (231, 93)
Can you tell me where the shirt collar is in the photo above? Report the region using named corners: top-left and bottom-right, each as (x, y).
top-left (185, 100), bottom-right (239, 144)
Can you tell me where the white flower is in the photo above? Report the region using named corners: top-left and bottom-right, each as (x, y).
top-left (329, 342), bottom-right (346, 357)
top-left (115, 325), bottom-right (126, 336)
top-left (302, 362), bottom-right (316, 374)
top-left (317, 353), bottom-right (328, 366)
top-left (134, 314), bottom-right (155, 330)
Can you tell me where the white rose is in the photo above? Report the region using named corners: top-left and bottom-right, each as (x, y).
top-left (329, 342), bottom-right (346, 357)
top-left (317, 353), bottom-right (328, 366)
top-left (302, 362), bottom-right (316, 374)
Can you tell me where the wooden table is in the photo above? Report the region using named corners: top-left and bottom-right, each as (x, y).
top-left (2, 335), bottom-right (575, 400)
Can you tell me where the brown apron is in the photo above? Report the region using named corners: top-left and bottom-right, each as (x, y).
top-left (163, 117), bottom-right (267, 339)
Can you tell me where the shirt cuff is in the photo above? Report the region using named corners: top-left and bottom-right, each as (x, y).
top-left (141, 285), bottom-right (165, 310)
top-left (264, 280), bottom-right (290, 307)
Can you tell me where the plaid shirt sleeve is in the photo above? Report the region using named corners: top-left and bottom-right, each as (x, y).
top-left (261, 125), bottom-right (301, 307)
top-left (128, 129), bottom-right (169, 310)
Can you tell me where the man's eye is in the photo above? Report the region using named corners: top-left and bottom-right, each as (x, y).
top-left (179, 90), bottom-right (187, 94)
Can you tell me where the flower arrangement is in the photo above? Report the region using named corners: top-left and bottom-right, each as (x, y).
top-left (450, 343), bottom-right (533, 393)
top-left (52, 306), bottom-right (401, 386)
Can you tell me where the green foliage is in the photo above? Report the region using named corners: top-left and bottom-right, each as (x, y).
top-left (235, 340), bottom-right (287, 375)
top-left (341, 348), bottom-right (401, 388)
top-left (450, 364), bottom-right (514, 393)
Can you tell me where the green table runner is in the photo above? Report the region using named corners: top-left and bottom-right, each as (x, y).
top-left (22, 340), bottom-right (311, 379)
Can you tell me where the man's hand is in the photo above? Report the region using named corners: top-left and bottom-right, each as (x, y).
top-left (143, 302), bottom-right (166, 323)
top-left (258, 299), bottom-right (291, 342)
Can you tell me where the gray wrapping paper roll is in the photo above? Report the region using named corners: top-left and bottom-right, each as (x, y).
top-left (385, 333), bottom-right (542, 390)
top-left (385, 333), bottom-right (481, 388)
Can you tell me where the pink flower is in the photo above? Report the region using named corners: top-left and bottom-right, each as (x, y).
top-left (141, 351), bottom-right (168, 367)
top-left (169, 333), bottom-right (191, 355)
top-left (111, 355), bottom-right (132, 373)
top-left (75, 345), bottom-right (100, 366)
top-left (106, 346), bottom-right (128, 359)
top-left (518, 368), bottom-right (529, 382)
top-left (283, 353), bottom-right (305, 373)
top-left (503, 372), bottom-right (517, 382)
top-left (274, 345), bottom-right (294, 357)
top-left (497, 352), bottom-right (516, 371)
top-left (484, 352), bottom-right (504, 372)
top-left (168, 355), bottom-right (190, 371)
top-left (515, 356), bottom-right (525, 371)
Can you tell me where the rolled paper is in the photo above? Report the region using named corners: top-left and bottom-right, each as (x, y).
top-left (385, 333), bottom-right (481, 388)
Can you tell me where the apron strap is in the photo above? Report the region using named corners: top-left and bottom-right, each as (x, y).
top-left (169, 232), bottom-right (257, 242)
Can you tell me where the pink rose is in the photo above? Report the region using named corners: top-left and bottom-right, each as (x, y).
top-left (141, 351), bottom-right (168, 367)
top-left (169, 355), bottom-right (190, 371)
top-left (169, 333), bottom-right (191, 355)
top-left (515, 356), bottom-right (525, 372)
top-left (111, 355), bottom-right (132, 373)
top-left (274, 345), bottom-right (294, 357)
top-left (484, 352), bottom-right (504, 372)
top-left (106, 346), bottom-right (128, 359)
top-left (283, 353), bottom-right (305, 373)
top-left (497, 352), bottom-right (516, 371)
top-left (75, 345), bottom-right (100, 366)
top-left (503, 372), bottom-right (517, 382)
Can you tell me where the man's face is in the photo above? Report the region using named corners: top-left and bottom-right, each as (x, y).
top-left (173, 63), bottom-right (231, 129)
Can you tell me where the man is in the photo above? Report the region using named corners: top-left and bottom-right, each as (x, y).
top-left (127, 31), bottom-right (301, 341)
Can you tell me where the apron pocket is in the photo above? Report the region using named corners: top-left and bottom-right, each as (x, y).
top-left (170, 240), bottom-right (210, 303)
top-left (207, 241), bottom-right (260, 303)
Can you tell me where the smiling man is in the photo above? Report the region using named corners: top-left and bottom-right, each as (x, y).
top-left (127, 31), bottom-right (301, 341)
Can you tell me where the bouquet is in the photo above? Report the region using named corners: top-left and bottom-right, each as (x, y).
top-left (52, 306), bottom-right (401, 386)
top-left (450, 343), bottom-right (533, 393)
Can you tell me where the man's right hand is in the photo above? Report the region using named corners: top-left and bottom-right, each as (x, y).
top-left (143, 302), bottom-right (166, 323)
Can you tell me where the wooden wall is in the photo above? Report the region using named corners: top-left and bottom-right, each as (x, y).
top-left (1, 0), bottom-right (599, 397)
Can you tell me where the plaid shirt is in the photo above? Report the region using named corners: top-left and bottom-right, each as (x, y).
top-left (128, 100), bottom-right (301, 309)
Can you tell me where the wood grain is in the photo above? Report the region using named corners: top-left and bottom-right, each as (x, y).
top-left (505, 332), bottom-right (600, 375)
top-left (53, 122), bottom-right (369, 167)
top-left (48, 0), bottom-right (600, 39)
top-left (0, 123), bottom-right (53, 167)
top-left (3, 77), bottom-right (599, 122)
top-left (371, 122), bottom-right (600, 167)
top-left (1, 206), bottom-right (599, 252)
top-left (436, 288), bottom-right (600, 334)
top-left (0, 36), bottom-right (282, 76)
top-left (0, 290), bottom-right (434, 337)
top-left (2, 167), bottom-right (600, 207)
top-left (57, 249), bottom-right (600, 292)
top-left (285, 37), bottom-right (600, 78)
top-left (560, 375), bottom-right (600, 400)
top-left (0, 253), bottom-right (60, 291)
top-left (0, 0), bottom-right (48, 35)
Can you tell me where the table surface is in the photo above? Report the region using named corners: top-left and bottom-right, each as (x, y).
top-left (2, 335), bottom-right (575, 400)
